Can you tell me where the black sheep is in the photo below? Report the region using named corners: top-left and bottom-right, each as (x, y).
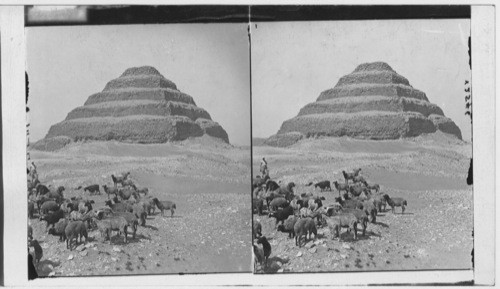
top-left (277, 215), bottom-right (298, 239)
top-left (36, 184), bottom-right (50, 196)
top-left (48, 218), bottom-right (69, 242)
top-left (256, 236), bottom-right (271, 267)
top-left (265, 179), bottom-right (280, 192)
top-left (40, 208), bottom-right (64, 231)
top-left (29, 239), bottom-right (43, 264)
top-left (268, 206), bottom-right (294, 228)
top-left (28, 201), bottom-right (35, 219)
top-left (28, 224), bottom-right (33, 241)
top-left (252, 198), bottom-right (264, 215)
top-left (269, 197), bottom-right (289, 211)
top-left (314, 180), bottom-right (331, 191)
top-left (84, 184), bottom-right (100, 195)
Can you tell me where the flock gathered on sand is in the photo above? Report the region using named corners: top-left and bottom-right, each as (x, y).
top-left (252, 161), bottom-right (408, 271)
top-left (27, 161), bottom-right (177, 266)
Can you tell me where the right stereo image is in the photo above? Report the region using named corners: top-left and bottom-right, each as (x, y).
top-left (251, 19), bottom-right (473, 273)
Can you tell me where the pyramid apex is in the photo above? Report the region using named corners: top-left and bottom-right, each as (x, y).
top-left (120, 66), bottom-right (163, 77)
top-left (353, 62), bottom-right (394, 73)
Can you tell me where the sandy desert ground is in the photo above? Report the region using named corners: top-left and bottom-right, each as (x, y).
top-left (252, 132), bottom-right (473, 273)
top-left (28, 136), bottom-right (251, 276)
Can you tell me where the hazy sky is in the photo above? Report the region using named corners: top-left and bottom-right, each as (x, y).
top-left (26, 23), bottom-right (250, 146)
top-left (251, 19), bottom-right (472, 141)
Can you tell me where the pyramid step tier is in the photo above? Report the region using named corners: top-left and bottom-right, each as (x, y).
top-left (46, 115), bottom-right (204, 143)
top-left (45, 115), bottom-right (229, 144)
top-left (66, 100), bottom-right (211, 121)
top-left (299, 96), bottom-right (444, 117)
top-left (335, 70), bottom-right (411, 87)
top-left (103, 75), bottom-right (177, 91)
top-left (84, 88), bottom-right (196, 106)
top-left (277, 112), bottom-right (442, 140)
top-left (317, 83), bottom-right (428, 102)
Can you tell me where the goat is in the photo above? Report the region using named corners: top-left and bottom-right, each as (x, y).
top-left (353, 175), bottom-right (368, 186)
top-left (29, 240), bottom-right (43, 264)
top-left (269, 197), bottom-right (289, 211)
top-left (294, 217), bottom-right (317, 247)
top-left (326, 213), bottom-right (358, 241)
top-left (342, 168), bottom-right (362, 184)
top-left (333, 181), bottom-right (349, 196)
top-left (256, 236), bottom-right (271, 267)
top-left (65, 220), bottom-right (88, 251)
top-left (152, 198), bottom-right (176, 217)
top-left (339, 208), bottom-right (368, 236)
top-left (366, 183), bottom-right (380, 193)
top-left (277, 215), bottom-right (299, 239)
top-left (253, 220), bottom-right (262, 239)
top-left (97, 216), bottom-right (129, 244)
top-left (253, 198), bottom-right (264, 215)
top-left (383, 194), bottom-right (408, 214)
top-left (111, 172), bottom-right (130, 187)
top-left (103, 184), bottom-right (119, 199)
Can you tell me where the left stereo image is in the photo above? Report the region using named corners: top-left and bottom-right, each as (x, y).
top-left (26, 21), bottom-right (252, 276)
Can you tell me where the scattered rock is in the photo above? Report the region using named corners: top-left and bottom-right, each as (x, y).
top-left (309, 247), bottom-right (317, 254)
top-left (296, 251), bottom-right (303, 257)
top-left (113, 246), bottom-right (122, 253)
top-left (80, 251), bottom-right (88, 257)
top-left (305, 242), bottom-right (315, 249)
top-left (48, 272), bottom-right (55, 277)
top-left (67, 255), bottom-right (74, 260)
top-left (277, 268), bottom-right (284, 273)
top-left (342, 244), bottom-right (351, 250)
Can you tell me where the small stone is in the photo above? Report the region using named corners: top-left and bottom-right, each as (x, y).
top-left (342, 244), bottom-right (351, 250)
top-left (305, 242), bottom-right (315, 249)
top-left (296, 251), bottom-right (303, 257)
top-left (67, 255), bottom-right (74, 260)
top-left (111, 257), bottom-right (118, 262)
top-left (340, 254), bottom-right (348, 259)
top-left (48, 272), bottom-right (55, 277)
top-left (277, 261), bottom-right (282, 267)
top-left (76, 245), bottom-right (86, 252)
top-left (80, 251), bottom-right (88, 257)
top-left (309, 247), bottom-right (317, 254)
top-left (277, 268), bottom-right (284, 273)
top-left (333, 263), bottom-right (339, 269)
top-left (112, 246), bottom-right (121, 252)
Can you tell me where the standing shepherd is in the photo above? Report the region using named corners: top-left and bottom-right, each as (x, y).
top-left (260, 157), bottom-right (269, 177)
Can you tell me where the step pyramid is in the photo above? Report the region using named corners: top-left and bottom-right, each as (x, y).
top-left (33, 66), bottom-right (229, 150)
top-left (265, 62), bottom-right (462, 147)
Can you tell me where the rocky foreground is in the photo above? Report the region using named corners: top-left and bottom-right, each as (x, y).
top-left (253, 132), bottom-right (472, 273)
top-left (29, 138), bottom-right (251, 276)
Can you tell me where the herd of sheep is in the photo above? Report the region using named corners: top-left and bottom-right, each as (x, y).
top-left (27, 167), bottom-right (177, 267)
top-left (252, 168), bottom-right (408, 271)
